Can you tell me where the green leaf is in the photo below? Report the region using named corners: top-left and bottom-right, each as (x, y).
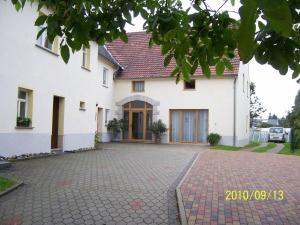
top-left (164, 54), bottom-right (173, 67)
top-left (35, 15), bottom-right (48, 26)
top-left (200, 62), bottom-right (211, 78)
top-left (119, 32), bottom-right (128, 43)
top-left (216, 61), bottom-right (225, 76)
top-left (238, 0), bottom-right (258, 63)
top-left (223, 58), bottom-right (233, 71)
top-left (60, 45), bottom-right (70, 64)
top-left (260, 0), bottom-right (292, 37)
top-left (170, 66), bottom-right (180, 77)
top-left (14, 1), bottom-right (21, 11)
top-left (230, 0), bottom-right (235, 6)
top-left (36, 27), bottom-right (46, 40)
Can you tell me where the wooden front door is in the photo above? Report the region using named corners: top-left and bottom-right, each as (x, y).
top-left (123, 101), bottom-right (153, 142)
top-left (51, 96), bottom-right (60, 149)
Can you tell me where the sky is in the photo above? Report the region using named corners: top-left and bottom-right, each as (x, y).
top-left (124, 0), bottom-right (300, 119)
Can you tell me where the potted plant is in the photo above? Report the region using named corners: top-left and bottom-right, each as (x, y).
top-left (106, 118), bottom-right (122, 141)
top-left (207, 133), bottom-right (221, 146)
top-left (149, 119), bottom-right (168, 143)
top-left (16, 117), bottom-right (31, 127)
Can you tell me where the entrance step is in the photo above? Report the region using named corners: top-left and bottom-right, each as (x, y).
top-left (0, 161), bottom-right (12, 170)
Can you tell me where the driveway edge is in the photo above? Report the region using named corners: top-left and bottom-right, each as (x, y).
top-left (0, 180), bottom-right (24, 198)
top-left (176, 152), bottom-right (202, 225)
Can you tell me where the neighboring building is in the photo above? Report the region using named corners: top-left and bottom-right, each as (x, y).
top-left (267, 113), bottom-right (279, 126)
top-left (0, 1), bottom-right (250, 157)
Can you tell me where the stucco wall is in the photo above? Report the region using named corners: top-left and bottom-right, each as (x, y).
top-left (235, 63), bottom-right (251, 146)
top-left (113, 77), bottom-right (237, 145)
top-left (0, 1), bottom-right (116, 156)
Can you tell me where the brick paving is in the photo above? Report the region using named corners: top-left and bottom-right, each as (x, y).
top-left (180, 151), bottom-right (300, 225)
top-left (0, 143), bottom-right (204, 225)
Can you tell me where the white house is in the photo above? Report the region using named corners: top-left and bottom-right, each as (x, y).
top-left (0, 1), bottom-right (250, 157)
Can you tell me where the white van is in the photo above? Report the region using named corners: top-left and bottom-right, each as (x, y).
top-left (268, 127), bottom-right (285, 142)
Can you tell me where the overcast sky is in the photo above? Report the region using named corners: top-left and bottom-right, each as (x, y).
top-left (124, 0), bottom-right (300, 118)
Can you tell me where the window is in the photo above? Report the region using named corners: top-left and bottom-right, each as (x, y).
top-left (105, 109), bottom-right (110, 124)
top-left (37, 27), bottom-right (53, 51)
top-left (79, 101), bottom-right (86, 111)
top-left (132, 81), bottom-right (145, 92)
top-left (16, 88), bottom-right (33, 127)
top-left (103, 68), bottom-right (108, 86)
top-left (82, 46), bottom-right (90, 69)
top-left (184, 80), bottom-right (195, 90)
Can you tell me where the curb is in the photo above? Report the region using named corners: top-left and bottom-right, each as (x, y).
top-left (175, 151), bottom-right (203, 225)
top-left (0, 181), bottom-right (24, 198)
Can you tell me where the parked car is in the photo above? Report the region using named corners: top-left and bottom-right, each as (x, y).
top-left (268, 127), bottom-right (286, 142)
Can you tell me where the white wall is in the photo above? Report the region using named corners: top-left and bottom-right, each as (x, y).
top-left (0, 1), bottom-right (116, 156)
top-left (113, 77), bottom-right (237, 145)
top-left (235, 63), bottom-right (251, 146)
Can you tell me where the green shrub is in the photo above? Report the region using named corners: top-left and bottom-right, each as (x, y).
top-left (207, 133), bottom-right (221, 146)
top-left (149, 119), bottom-right (168, 143)
top-left (106, 118), bottom-right (121, 133)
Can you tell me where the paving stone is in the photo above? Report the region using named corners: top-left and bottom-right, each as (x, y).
top-left (0, 143), bottom-right (202, 225)
top-left (180, 151), bottom-right (300, 225)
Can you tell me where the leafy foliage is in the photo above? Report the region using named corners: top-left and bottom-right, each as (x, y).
top-left (250, 82), bottom-right (266, 127)
top-left (106, 118), bottom-right (122, 134)
top-left (11, 0), bottom-right (300, 80)
top-left (149, 119), bottom-right (167, 143)
top-left (207, 133), bottom-right (221, 146)
top-left (16, 117), bottom-right (31, 127)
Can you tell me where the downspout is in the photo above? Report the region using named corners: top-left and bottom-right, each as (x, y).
top-left (233, 76), bottom-right (237, 146)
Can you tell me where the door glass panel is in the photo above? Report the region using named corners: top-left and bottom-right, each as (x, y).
top-left (131, 101), bottom-right (145, 108)
top-left (198, 110), bottom-right (208, 143)
top-left (132, 112), bottom-right (144, 139)
top-left (171, 111), bottom-right (180, 142)
top-left (146, 111), bottom-right (153, 140)
top-left (123, 111), bottom-right (129, 139)
top-left (182, 111), bottom-right (196, 142)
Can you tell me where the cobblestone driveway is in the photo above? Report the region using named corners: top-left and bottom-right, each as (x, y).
top-left (180, 151), bottom-right (300, 225)
top-left (0, 143), bottom-right (203, 225)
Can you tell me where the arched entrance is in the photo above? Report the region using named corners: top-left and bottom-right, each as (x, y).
top-left (123, 101), bottom-right (153, 141)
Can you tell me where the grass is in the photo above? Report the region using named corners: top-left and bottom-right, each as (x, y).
top-left (211, 145), bottom-right (242, 151)
top-left (243, 141), bottom-right (261, 148)
top-left (211, 141), bottom-right (262, 151)
top-left (278, 143), bottom-right (300, 156)
top-left (0, 176), bottom-right (15, 192)
top-left (252, 142), bottom-right (276, 153)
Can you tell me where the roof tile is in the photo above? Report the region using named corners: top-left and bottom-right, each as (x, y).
top-left (105, 32), bottom-right (240, 79)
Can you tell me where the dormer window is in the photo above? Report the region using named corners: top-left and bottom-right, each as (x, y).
top-left (184, 80), bottom-right (195, 90)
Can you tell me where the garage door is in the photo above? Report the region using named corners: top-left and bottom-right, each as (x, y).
top-left (170, 109), bottom-right (208, 144)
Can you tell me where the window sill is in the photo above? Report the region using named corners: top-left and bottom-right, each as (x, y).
top-left (183, 89), bottom-right (196, 91)
top-left (15, 126), bottom-right (34, 130)
top-left (79, 108), bottom-right (86, 111)
top-left (102, 85), bottom-right (109, 88)
top-left (132, 90), bottom-right (145, 93)
top-left (35, 44), bottom-right (59, 56)
top-left (81, 66), bottom-right (91, 72)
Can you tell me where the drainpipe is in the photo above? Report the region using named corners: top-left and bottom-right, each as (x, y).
top-left (233, 76), bottom-right (237, 146)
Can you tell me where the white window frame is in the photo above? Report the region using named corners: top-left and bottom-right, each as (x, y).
top-left (105, 109), bottom-right (110, 124)
top-left (82, 47), bottom-right (87, 68)
top-left (103, 68), bottom-right (108, 86)
top-left (37, 26), bottom-right (53, 51)
top-left (17, 90), bottom-right (28, 118)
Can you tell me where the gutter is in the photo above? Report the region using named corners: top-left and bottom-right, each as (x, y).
top-left (233, 76), bottom-right (237, 146)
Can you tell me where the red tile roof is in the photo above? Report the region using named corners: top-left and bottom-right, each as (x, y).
top-left (105, 32), bottom-right (240, 79)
